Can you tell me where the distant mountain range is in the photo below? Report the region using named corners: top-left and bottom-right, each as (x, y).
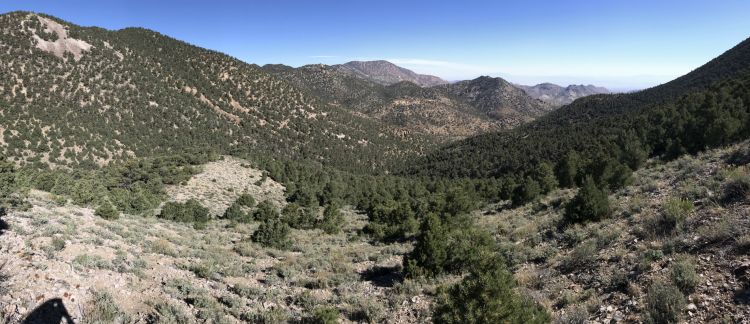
top-left (327, 59), bottom-right (609, 107)
top-left (333, 60), bottom-right (449, 87)
top-left (517, 83), bottom-right (610, 105)
top-left (263, 64), bottom-right (553, 137)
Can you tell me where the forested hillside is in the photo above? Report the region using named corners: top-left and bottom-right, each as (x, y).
top-left (0, 12), bottom-right (434, 173)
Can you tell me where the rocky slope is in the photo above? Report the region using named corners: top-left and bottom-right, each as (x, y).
top-left (518, 83), bottom-right (610, 105)
top-left (334, 60), bottom-right (448, 87)
top-left (475, 140), bottom-right (750, 323)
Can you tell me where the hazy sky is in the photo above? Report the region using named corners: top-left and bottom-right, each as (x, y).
top-left (2, 0), bottom-right (749, 90)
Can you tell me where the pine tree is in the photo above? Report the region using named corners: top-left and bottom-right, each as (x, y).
top-left (556, 151), bottom-right (581, 188)
top-left (223, 202), bottom-right (249, 223)
top-left (532, 161), bottom-right (558, 193)
top-left (252, 217), bottom-right (291, 250)
top-left (320, 203), bottom-right (343, 234)
top-left (404, 213), bottom-right (448, 277)
top-left (433, 259), bottom-right (550, 324)
top-left (565, 176), bottom-right (610, 224)
top-left (511, 177), bottom-right (541, 206)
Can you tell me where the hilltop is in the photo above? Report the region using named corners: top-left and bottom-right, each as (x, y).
top-left (334, 60), bottom-right (448, 87)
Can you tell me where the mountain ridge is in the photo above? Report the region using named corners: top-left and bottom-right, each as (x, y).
top-left (517, 83), bottom-right (610, 105)
top-left (334, 60), bottom-right (449, 87)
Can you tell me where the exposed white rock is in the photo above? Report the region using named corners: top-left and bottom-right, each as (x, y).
top-left (31, 16), bottom-right (92, 61)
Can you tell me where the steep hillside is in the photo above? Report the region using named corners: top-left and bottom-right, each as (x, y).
top-left (0, 12), bottom-right (432, 173)
top-left (335, 60), bottom-right (448, 87)
top-left (518, 83), bottom-right (609, 106)
top-left (478, 141), bottom-right (750, 323)
top-left (406, 37), bottom-right (750, 181)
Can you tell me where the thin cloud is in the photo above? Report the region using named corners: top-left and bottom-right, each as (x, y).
top-left (386, 58), bottom-right (489, 72)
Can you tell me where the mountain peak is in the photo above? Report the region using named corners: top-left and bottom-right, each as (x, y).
top-left (334, 60), bottom-right (448, 87)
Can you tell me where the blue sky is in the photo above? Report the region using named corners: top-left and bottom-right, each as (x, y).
top-left (2, 1), bottom-right (749, 89)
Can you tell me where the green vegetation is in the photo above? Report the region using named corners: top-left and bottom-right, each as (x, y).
top-left (158, 199), bottom-right (210, 227)
top-left (304, 306), bottom-right (340, 324)
top-left (2, 11), bottom-right (750, 324)
top-left (235, 193), bottom-right (256, 208)
top-left (564, 177), bottom-right (610, 224)
top-left (403, 214), bottom-right (448, 277)
top-left (252, 217), bottom-right (292, 250)
top-left (721, 171), bottom-right (750, 204)
top-left (648, 198), bottom-right (693, 236)
top-left (85, 290), bottom-right (126, 323)
top-left (252, 201), bottom-right (279, 222)
top-left (320, 204), bottom-right (343, 234)
top-left (644, 282), bottom-right (686, 324)
top-left (404, 214), bottom-right (497, 278)
top-left (406, 37), bottom-right (750, 211)
top-left (95, 201), bottom-right (120, 220)
top-left (222, 202), bottom-right (249, 223)
top-left (433, 260), bottom-right (550, 324)
top-left (670, 257), bottom-right (699, 294)
top-left (282, 203), bottom-right (317, 230)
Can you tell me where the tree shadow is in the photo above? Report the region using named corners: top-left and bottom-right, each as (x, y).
top-left (0, 206), bottom-right (8, 236)
top-left (22, 298), bottom-right (75, 324)
top-left (735, 288), bottom-right (750, 304)
top-left (360, 265), bottom-right (403, 288)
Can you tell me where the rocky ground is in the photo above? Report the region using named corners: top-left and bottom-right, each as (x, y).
top-left (0, 158), bottom-right (432, 323)
top-left (2, 145), bottom-right (750, 323)
top-left (475, 142), bottom-right (750, 323)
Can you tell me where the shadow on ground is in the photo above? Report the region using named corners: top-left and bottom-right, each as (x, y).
top-left (0, 206), bottom-right (8, 236)
top-left (22, 298), bottom-right (75, 324)
top-left (360, 265), bottom-right (403, 287)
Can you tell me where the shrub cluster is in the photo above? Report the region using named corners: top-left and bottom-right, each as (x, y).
top-left (670, 258), bottom-right (699, 294)
top-left (95, 201), bottom-right (120, 220)
top-left (158, 199), bottom-right (210, 227)
top-left (403, 214), bottom-right (496, 278)
top-left (252, 217), bottom-right (291, 250)
top-left (433, 260), bottom-right (550, 324)
top-left (721, 171), bottom-right (750, 205)
top-left (644, 282), bottom-right (686, 324)
top-left (564, 177), bottom-right (610, 224)
top-left (647, 198), bottom-right (693, 236)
